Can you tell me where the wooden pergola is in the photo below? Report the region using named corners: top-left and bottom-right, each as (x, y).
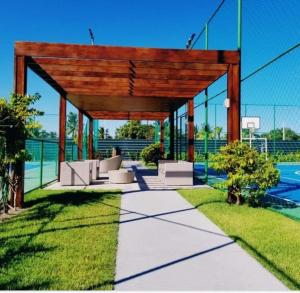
top-left (14, 41), bottom-right (240, 207)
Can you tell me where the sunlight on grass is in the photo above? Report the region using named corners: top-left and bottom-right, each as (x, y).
top-left (0, 189), bottom-right (121, 290)
top-left (179, 188), bottom-right (300, 290)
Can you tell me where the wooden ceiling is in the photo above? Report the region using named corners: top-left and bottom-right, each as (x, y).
top-left (15, 42), bottom-right (239, 120)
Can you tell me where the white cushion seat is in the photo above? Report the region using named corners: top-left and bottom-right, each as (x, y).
top-left (60, 161), bottom-right (92, 186)
top-left (108, 169), bottom-right (135, 184)
top-left (158, 160), bottom-right (193, 186)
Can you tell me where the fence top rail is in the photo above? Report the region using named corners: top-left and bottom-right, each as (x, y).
top-left (27, 138), bottom-right (59, 143)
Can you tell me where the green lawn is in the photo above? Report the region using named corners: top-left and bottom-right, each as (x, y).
top-left (0, 189), bottom-right (121, 290)
top-left (179, 188), bottom-right (300, 290)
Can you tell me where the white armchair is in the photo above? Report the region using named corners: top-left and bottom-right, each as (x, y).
top-left (60, 161), bottom-right (92, 186)
top-left (99, 155), bottom-right (122, 174)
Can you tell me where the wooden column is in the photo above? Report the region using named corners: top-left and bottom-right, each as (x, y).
top-left (188, 99), bottom-right (195, 162)
top-left (227, 64), bottom-right (233, 142)
top-left (227, 63), bottom-right (241, 142)
top-left (78, 110), bottom-right (83, 160)
top-left (13, 55), bottom-right (27, 208)
top-left (169, 111), bottom-right (175, 159)
top-left (88, 118), bottom-right (94, 159)
top-left (58, 95), bottom-right (66, 180)
top-left (175, 110), bottom-right (178, 159)
top-left (160, 120), bottom-right (164, 157)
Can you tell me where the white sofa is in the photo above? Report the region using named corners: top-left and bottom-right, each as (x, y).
top-left (99, 155), bottom-right (122, 174)
top-left (60, 161), bottom-right (92, 186)
top-left (84, 159), bottom-right (99, 180)
top-left (158, 160), bottom-right (194, 186)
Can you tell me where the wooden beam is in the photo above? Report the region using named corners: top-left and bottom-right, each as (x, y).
top-left (16, 42), bottom-right (240, 64)
top-left (188, 99), bottom-right (195, 162)
top-left (78, 110), bottom-right (83, 160)
top-left (30, 57), bottom-right (229, 71)
top-left (42, 69), bottom-right (223, 81)
top-left (88, 118), bottom-right (93, 159)
top-left (27, 58), bottom-right (66, 95)
top-left (160, 120), bottom-right (165, 157)
top-left (169, 111), bottom-right (175, 160)
top-left (66, 89), bottom-right (200, 98)
top-left (13, 55), bottom-right (27, 209)
top-left (55, 79), bottom-right (210, 90)
top-left (87, 111), bottom-right (169, 120)
top-left (31, 62), bottom-right (226, 77)
top-left (58, 95), bottom-right (66, 180)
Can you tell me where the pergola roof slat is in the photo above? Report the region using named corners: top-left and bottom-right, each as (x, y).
top-left (16, 42), bottom-right (239, 116)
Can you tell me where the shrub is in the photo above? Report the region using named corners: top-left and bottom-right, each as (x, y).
top-left (210, 141), bottom-right (280, 205)
top-left (140, 143), bottom-right (161, 165)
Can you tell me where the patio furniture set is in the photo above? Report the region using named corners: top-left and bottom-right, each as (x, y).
top-left (60, 155), bottom-right (135, 186)
top-left (59, 156), bottom-right (194, 187)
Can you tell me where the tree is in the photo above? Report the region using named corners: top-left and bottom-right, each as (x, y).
top-left (98, 127), bottom-right (105, 139)
top-left (29, 127), bottom-right (57, 139)
top-left (196, 123), bottom-right (214, 140)
top-left (115, 120), bottom-right (155, 139)
top-left (66, 112), bottom-right (78, 143)
top-left (262, 128), bottom-right (299, 141)
top-left (105, 128), bottom-right (112, 139)
top-left (210, 141), bottom-right (279, 205)
top-left (214, 126), bottom-right (223, 140)
top-left (0, 93), bottom-right (43, 212)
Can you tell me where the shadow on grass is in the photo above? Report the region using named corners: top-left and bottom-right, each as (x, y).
top-left (24, 190), bottom-right (120, 209)
top-left (0, 189), bottom-right (121, 290)
top-left (0, 278), bottom-right (53, 290)
top-left (230, 235), bottom-right (300, 289)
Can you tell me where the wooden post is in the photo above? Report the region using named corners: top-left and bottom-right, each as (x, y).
top-left (160, 120), bottom-right (164, 157)
top-left (169, 111), bottom-right (175, 159)
top-left (188, 99), bottom-right (195, 162)
top-left (175, 110), bottom-right (178, 159)
top-left (227, 64), bottom-right (233, 143)
top-left (227, 63), bottom-right (241, 142)
top-left (88, 117), bottom-right (93, 159)
top-left (13, 55), bottom-right (27, 208)
top-left (58, 95), bottom-right (66, 180)
top-left (78, 110), bottom-right (83, 160)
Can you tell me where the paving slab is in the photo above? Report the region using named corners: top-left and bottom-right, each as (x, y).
top-left (115, 189), bottom-right (287, 290)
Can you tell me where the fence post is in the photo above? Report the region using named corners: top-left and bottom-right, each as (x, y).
top-left (204, 22), bottom-right (209, 182)
top-left (273, 105), bottom-right (276, 153)
top-left (204, 89), bottom-right (209, 183)
top-left (71, 142), bottom-right (74, 161)
top-left (214, 104), bottom-right (217, 153)
top-left (237, 0), bottom-right (242, 51)
top-left (39, 140), bottom-right (44, 188)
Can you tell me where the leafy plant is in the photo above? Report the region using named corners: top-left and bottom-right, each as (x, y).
top-left (210, 141), bottom-right (280, 205)
top-left (140, 143), bottom-right (161, 166)
top-left (0, 93), bottom-right (42, 211)
top-left (66, 112), bottom-right (78, 143)
top-left (115, 120), bottom-right (155, 139)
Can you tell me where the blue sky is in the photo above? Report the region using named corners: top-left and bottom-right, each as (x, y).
top-left (1, 0), bottom-right (299, 135)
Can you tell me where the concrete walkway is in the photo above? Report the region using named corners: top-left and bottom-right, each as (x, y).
top-left (115, 189), bottom-right (287, 290)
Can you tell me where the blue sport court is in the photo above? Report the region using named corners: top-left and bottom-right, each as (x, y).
top-left (194, 162), bottom-right (300, 205)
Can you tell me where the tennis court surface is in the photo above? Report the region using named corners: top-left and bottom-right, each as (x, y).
top-left (194, 162), bottom-right (300, 205)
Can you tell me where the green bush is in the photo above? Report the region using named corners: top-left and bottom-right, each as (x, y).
top-left (210, 141), bottom-right (280, 205)
top-left (270, 151), bottom-right (300, 163)
top-left (140, 143), bottom-right (161, 165)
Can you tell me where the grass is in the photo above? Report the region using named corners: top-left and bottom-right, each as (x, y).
top-left (0, 189), bottom-right (121, 290)
top-left (142, 161), bottom-right (158, 169)
top-left (179, 188), bottom-right (300, 290)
